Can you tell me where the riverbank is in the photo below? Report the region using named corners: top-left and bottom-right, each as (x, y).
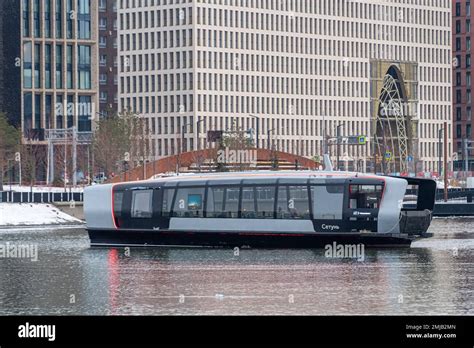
top-left (0, 203), bottom-right (83, 227)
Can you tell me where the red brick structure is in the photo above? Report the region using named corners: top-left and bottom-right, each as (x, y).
top-left (108, 149), bottom-right (321, 183)
top-left (453, 0), bottom-right (474, 170)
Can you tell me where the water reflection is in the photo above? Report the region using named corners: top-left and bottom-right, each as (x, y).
top-left (0, 219), bottom-right (472, 315)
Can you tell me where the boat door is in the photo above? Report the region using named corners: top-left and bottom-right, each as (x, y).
top-left (117, 185), bottom-right (166, 230)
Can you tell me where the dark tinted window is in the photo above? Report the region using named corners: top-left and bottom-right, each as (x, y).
top-left (277, 186), bottom-right (310, 220)
top-left (311, 185), bottom-right (344, 220)
top-left (173, 187), bottom-right (205, 217)
top-left (131, 190), bottom-right (153, 218)
top-left (349, 185), bottom-right (383, 209)
top-left (113, 191), bottom-right (124, 217)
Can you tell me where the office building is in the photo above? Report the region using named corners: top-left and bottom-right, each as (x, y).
top-left (118, 0), bottom-right (452, 173)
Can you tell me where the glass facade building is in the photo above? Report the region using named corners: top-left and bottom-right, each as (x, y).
top-left (18, 0), bottom-right (98, 141)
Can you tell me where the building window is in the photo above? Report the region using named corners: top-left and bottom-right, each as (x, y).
top-left (99, 0), bottom-right (107, 10)
top-left (100, 91), bottom-right (108, 102)
top-left (67, 45), bottom-right (73, 88)
top-left (99, 36), bottom-right (107, 48)
top-left (99, 17), bottom-right (107, 30)
top-left (45, 95), bottom-right (53, 129)
top-left (56, 94), bottom-right (63, 128)
top-left (34, 94), bottom-right (41, 129)
top-left (23, 93), bottom-right (33, 132)
top-left (67, 95), bottom-right (74, 128)
top-left (66, 0), bottom-right (74, 39)
top-left (77, 45), bottom-right (92, 89)
top-left (33, 0), bottom-right (41, 37)
top-left (77, 0), bottom-right (91, 39)
top-left (56, 0), bottom-right (62, 38)
top-left (56, 45), bottom-right (63, 88)
top-left (44, 0), bottom-right (52, 38)
top-left (23, 0), bottom-right (30, 37)
top-left (34, 44), bottom-right (41, 88)
top-left (45, 44), bottom-right (52, 89)
top-left (23, 42), bottom-right (33, 89)
top-left (78, 95), bottom-right (92, 131)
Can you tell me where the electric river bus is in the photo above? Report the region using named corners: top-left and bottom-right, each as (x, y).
top-left (84, 171), bottom-right (436, 248)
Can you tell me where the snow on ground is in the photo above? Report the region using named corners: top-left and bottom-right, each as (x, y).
top-left (3, 185), bottom-right (84, 193)
top-left (0, 203), bottom-right (82, 227)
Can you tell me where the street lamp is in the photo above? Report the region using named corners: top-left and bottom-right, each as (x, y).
top-left (336, 123), bottom-right (343, 171)
top-left (267, 128), bottom-right (276, 150)
top-left (249, 114), bottom-right (260, 148)
top-left (177, 121), bottom-right (195, 174)
top-left (438, 127), bottom-right (444, 178)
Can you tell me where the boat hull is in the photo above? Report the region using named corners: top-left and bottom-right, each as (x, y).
top-left (87, 229), bottom-right (414, 248)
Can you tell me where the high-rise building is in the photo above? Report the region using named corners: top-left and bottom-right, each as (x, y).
top-left (0, 0), bottom-right (99, 142)
top-left (98, 0), bottom-right (118, 116)
top-left (118, 0), bottom-right (452, 173)
top-left (453, 0), bottom-right (474, 171)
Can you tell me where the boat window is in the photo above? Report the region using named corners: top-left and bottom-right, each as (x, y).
top-left (113, 191), bottom-right (124, 218)
top-left (223, 187), bottom-right (240, 218)
top-left (241, 187), bottom-right (256, 218)
top-left (173, 187), bottom-right (205, 218)
top-left (276, 186), bottom-right (289, 219)
top-left (349, 185), bottom-right (383, 209)
top-left (131, 190), bottom-right (153, 219)
top-left (311, 185), bottom-right (344, 220)
top-left (161, 188), bottom-right (175, 217)
top-left (206, 187), bottom-right (225, 218)
top-left (277, 185), bottom-right (310, 220)
top-left (255, 186), bottom-right (275, 219)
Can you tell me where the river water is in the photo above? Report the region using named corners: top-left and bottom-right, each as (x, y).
top-left (0, 218), bottom-right (472, 315)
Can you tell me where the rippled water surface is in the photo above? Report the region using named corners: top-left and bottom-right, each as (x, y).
top-left (0, 218), bottom-right (472, 315)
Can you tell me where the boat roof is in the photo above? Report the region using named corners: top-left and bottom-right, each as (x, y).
top-left (114, 171), bottom-right (390, 186)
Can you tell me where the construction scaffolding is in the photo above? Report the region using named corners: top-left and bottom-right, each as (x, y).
top-left (45, 128), bottom-right (92, 186)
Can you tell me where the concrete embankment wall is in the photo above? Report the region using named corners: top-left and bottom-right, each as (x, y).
top-left (53, 202), bottom-right (85, 221)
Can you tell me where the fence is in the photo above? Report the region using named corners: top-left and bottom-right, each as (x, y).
top-left (0, 191), bottom-right (83, 203)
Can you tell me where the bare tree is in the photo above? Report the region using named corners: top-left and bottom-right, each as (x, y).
top-left (92, 111), bottom-right (151, 179)
top-left (0, 113), bottom-right (20, 191)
